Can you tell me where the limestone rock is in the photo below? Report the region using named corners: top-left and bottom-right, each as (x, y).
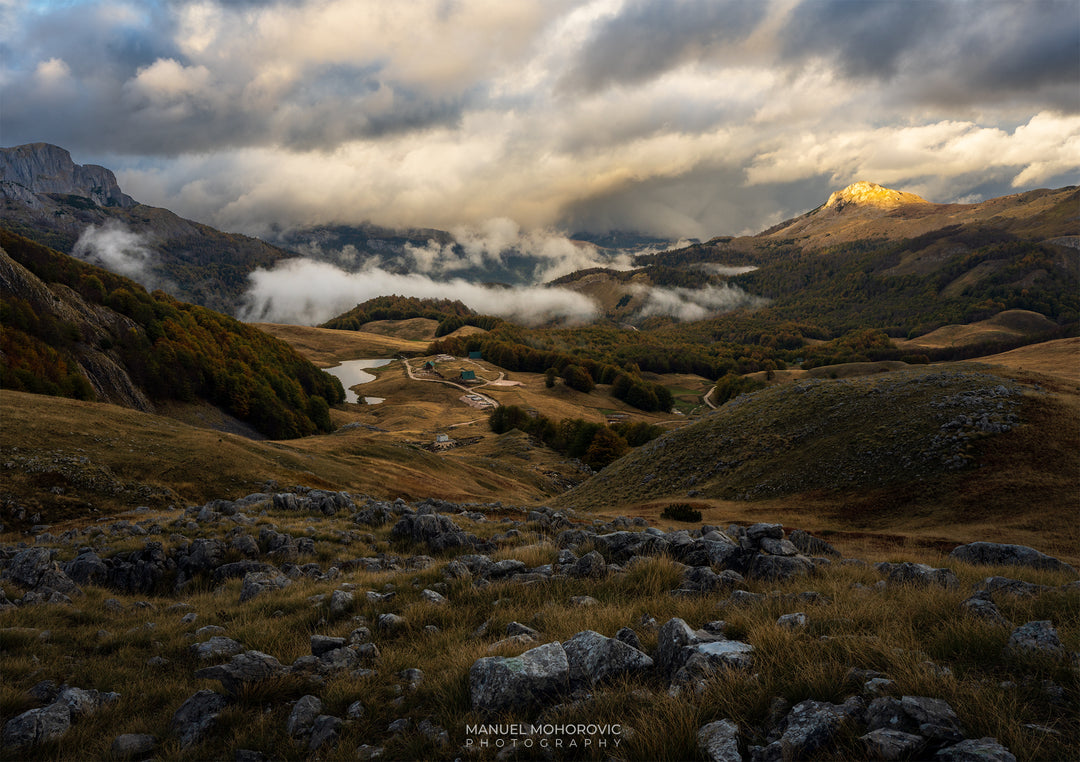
top-left (777, 612), bottom-right (807, 630)
top-left (194, 650), bottom-right (284, 696)
top-left (469, 641), bottom-right (569, 714)
top-left (190, 636), bottom-right (243, 660)
top-left (329, 589), bottom-right (355, 616)
top-left (960, 596), bottom-right (1010, 627)
top-left (5, 548), bottom-right (79, 596)
top-left (171, 690), bottom-right (227, 748)
top-left (308, 715), bottom-right (342, 751)
top-left (239, 570), bottom-right (291, 603)
top-left (866, 696), bottom-right (964, 744)
top-left (749, 554), bottom-right (814, 581)
top-left (935, 737), bottom-right (1017, 762)
top-left (286, 695), bottom-right (322, 737)
top-left (0, 143), bottom-right (136, 208)
top-left (1005, 620), bottom-right (1065, 660)
top-left (948, 542), bottom-right (1076, 576)
top-left (391, 512), bottom-right (473, 552)
top-left (788, 529), bottom-right (841, 558)
top-left (824, 182), bottom-right (928, 211)
top-left (563, 629), bottom-right (653, 686)
top-left (973, 576), bottom-right (1049, 598)
top-left (698, 718), bottom-right (742, 762)
top-left (311, 635), bottom-right (346, 657)
top-left (861, 728), bottom-right (926, 760)
top-left (569, 550), bottom-right (607, 578)
top-left (876, 562), bottom-right (958, 589)
top-left (63, 551), bottom-right (108, 586)
top-left (765, 698), bottom-right (862, 760)
top-left (655, 617), bottom-right (698, 677)
top-left (615, 627), bottom-right (642, 651)
top-left (2, 702), bottom-right (71, 749)
top-left (56, 686), bottom-right (118, 718)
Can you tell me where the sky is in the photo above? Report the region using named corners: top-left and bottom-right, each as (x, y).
top-left (3, 0), bottom-right (1079, 241)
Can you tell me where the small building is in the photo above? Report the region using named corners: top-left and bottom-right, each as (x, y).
top-left (422, 361), bottom-right (436, 371)
top-left (432, 433), bottom-right (456, 450)
top-left (459, 370), bottom-right (476, 382)
top-left (468, 351), bottom-right (483, 360)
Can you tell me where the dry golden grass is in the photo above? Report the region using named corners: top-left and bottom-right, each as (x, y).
top-left (963, 337), bottom-right (1080, 386)
top-left (0, 390), bottom-right (561, 530)
top-left (251, 323), bottom-right (429, 364)
top-left (894, 310), bottom-right (1063, 352)
top-left (1, 503), bottom-right (1077, 761)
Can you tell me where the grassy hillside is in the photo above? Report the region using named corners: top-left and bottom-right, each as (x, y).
top-left (0, 390), bottom-right (582, 532)
top-left (1, 230), bottom-right (344, 439)
top-left (557, 364), bottom-right (1079, 551)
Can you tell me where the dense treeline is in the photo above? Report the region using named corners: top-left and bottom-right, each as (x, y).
top-left (321, 296), bottom-right (496, 332)
top-left (0, 300), bottom-right (96, 400)
top-left (433, 314), bottom-right (502, 337)
top-left (710, 374), bottom-right (767, 406)
top-left (1, 229), bottom-right (343, 439)
top-left (430, 332), bottom-right (674, 412)
top-left (489, 404), bottom-right (661, 470)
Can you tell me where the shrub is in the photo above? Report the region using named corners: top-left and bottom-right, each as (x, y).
top-left (660, 503), bottom-right (702, 522)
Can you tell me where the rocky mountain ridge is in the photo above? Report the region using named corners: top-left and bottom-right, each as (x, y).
top-left (0, 143), bottom-right (134, 210)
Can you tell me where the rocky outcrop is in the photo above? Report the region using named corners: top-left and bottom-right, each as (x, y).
top-left (1, 144), bottom-right (135, 208)
top-left (824, 181), bottom-right (929, 211)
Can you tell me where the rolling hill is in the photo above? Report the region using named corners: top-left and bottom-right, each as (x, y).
top-left (554, 361), bottom-right (1079, 553)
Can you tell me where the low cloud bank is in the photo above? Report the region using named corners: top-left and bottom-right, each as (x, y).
top-left (635, 283), bottom-right (768, 322)
top-left (72, 222), bottom-right (172, 292)
top-left (402, 218), bottom-right (646, 283)
top-left (239, 258), bottom-right (599, 326)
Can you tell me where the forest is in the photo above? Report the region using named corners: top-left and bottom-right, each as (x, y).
top-left (0, 230), bottom-right (344, 439)
top-left (488, 404), bottom-right (661, 470)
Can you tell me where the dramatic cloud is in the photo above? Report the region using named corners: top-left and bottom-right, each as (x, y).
top-left (3, 0), bottom-right (1077, 240)
top-left (240, 258), bottom-right (600, 326)
top-left (561, 0), bottom-right (769, 93)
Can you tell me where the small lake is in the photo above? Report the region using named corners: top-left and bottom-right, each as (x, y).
top-left (324, 359), bottom-right (392, 404)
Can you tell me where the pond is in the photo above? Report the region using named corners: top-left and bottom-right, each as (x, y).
top-left (323, 358), bottom-right (392, 404)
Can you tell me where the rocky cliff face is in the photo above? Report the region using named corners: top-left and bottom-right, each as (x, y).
top-left (0, 143), bottom-right (135, 209)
